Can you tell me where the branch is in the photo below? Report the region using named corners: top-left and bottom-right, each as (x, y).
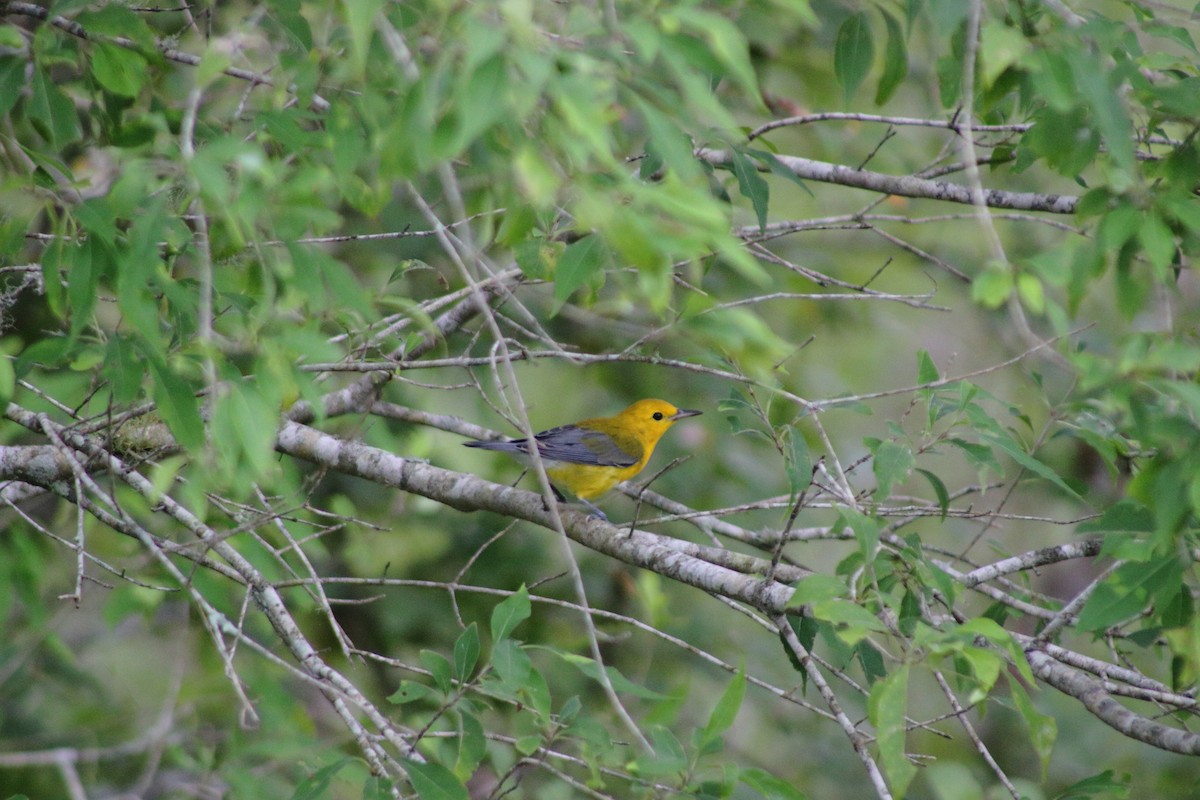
top-left (286, 269), bottom-right (522, 423)
top-left (3, 403), bottom-right (421, 778)
top-left (748, 111), bottom-right (1031, 141)
top-left (1025, 647), bottom-right (1200, 756)
top-left (774, 615), bottom-right (894, 800)
top-left (963, 539), bottom-right (1104, 586)
top-left (274, 420), bottom-right (800, 612)
top-left (4, 2), bottom-right (330, 111)
top-left (697, 148), bottom-right (1079, 214)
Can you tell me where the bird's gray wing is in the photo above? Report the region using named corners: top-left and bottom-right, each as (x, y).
top-left (533, 425), bottom-right (640, 467)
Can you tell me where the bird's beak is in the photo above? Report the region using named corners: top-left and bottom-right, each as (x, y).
top-left (671, 408), bottom-right (703, 420)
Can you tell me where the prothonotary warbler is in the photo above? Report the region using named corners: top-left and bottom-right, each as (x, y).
top-left (464, 398), bottom-right (702, 518)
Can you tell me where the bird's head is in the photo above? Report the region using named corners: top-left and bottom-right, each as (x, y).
top-left (614, 398), bottom-right (703, 448)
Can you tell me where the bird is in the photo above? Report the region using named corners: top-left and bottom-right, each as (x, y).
top-left (464, 398), bottom-right (702, 519)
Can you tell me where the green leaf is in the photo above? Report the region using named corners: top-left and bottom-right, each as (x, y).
top-left (292, 758), bottom-right (355, 800)
top-left (809, 599), bottom-right (887, 644)
top-left (420, 650), bottom-right (453, 695)
top-left (970, 263), bottom-right (1013, 308)
top-left (1052, 770), bottom-right (1130, 800)
top-left (39, 235), bottom-right (66, 319)
top-left (729, 148), bottom-right (770, 231)
top-left (855, 640), bottom-right (887, 685)
top-left (981, 431), bottom-right (1080, 498)
top-left (868, 664), bottom-right (915, 797)
top-left (916, 349), bottom-right (940, 384)
top-left (453, 623), bottom-right (480, 681)
top-left (915, 469), bottom-right (950, 521)
top-left (1076, 501), bottom-right (1153, 534)
top-left (454, 54), bottom-right (510, 151)
top-left (145, 357), bottom-right (204, 453)
top-left (673, 8), bottom-right (761, 99)
top-left (747, 148), bottom-right (812, 195)
top-left (1019, 107), bottom-right (1100, 177)
top-left (740, 767), bottom-right (811, 800)
top-left (388, 681), bottom-right (433, 705)
top-left (29, 67), bottom-right (81, 148)
top-left (211, 383), bottom-right (279, 482)
top-left (1078, 557), bottom-right (1183, 634)
top-left (513, 237), bottom-right (554, 281)
top-left (834, 13), bottom-right (875, 104)
top-left (542, 648), bottom-right (666, 699)
top-left (837, 507), bottom-right (881, 557)
top-left (491, 639), bottom-right (533, 690)
top-left (701, 667), bottom-right (746, 747)
top-left (66, 241), bottom-right (100, 341)
top-left (75, 5), bottom-right (156, 49)
top-left (552, 235), bottom-right (607, 313)
top-left (0, 26), bottom-right (20, 49)
top-left (635, 97), bottom-right (701, 182)
top-left (1010, 680), bottom-right (1056, 779)
top-left (491, 585), bottom-right (531, 643)
top-left (875, 10), bottom-right (908, 105)
top-left (926, 0), bottom-right (970, 37)
top-left (785, 426), bottom-right (812, 496)
top-left (102, 334), bottom-right (142, 405)
top-left (1071, 53), bottom-right (1134, 174)
top-left (92, 42), bottom-right (147, 97)
top-left (271, 0), bottom-right (313, 49)
top-left (73, 198), bottom-right (119, 245)
top-left (15, 337), bottom-right (72, 378)
top-left (957, 616), bottom-right (1035, 686)
top-left (405, 760), bottom-right (470, 800)
top-left (362, 776), bottom-right (394, 800)
top-left (872, 440), bottom-right (914, 500)
top-left (1138, 212), bottom-right (1177, 277)
top-left (1016, 273), bottom-right (1045, 315)
top-left (0, 56), bottom-right (25, 118)
top-left (636, 726), bottom-right (688, 776)
top-left (342, 0), bottom-right (384, 79)
top-left (0, 355), bottom-right (13, 408)
top-left (1076, 580), bottom-right (1146, 635)
top-left (948, 437), bottom-right (1003, 476)
top-left (960, 646), bottom-right (1002, 699)
top-left (514, 735), bottom-right (542, 755)
top-left (454, 712), bottom-right (487, 781)
top-left (523, 667), bottom-right (552, 719)
top-left (978, 20), bottom-right (1029, 89)
top-left (786, 574), bottom-right (849, 608)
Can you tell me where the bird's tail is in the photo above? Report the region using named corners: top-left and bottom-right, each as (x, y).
top-left (463, 439), bottom-right (523, 451)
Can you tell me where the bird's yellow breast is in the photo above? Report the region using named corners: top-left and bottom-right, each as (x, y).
top-left (544, 462), bottom-right (642, 500)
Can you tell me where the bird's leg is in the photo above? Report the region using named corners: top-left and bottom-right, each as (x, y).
top-left (549, 483), bottom-right (607, 520)
top-left (577, 497), bottom-right (608, 521)
top-left (541, 483), bottom-right (567, 513)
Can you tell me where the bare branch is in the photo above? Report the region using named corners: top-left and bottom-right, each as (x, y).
top-left (698, 148), bottom-right (1079, 214)
top-left (1025, 647), bottom-right (1200, 756)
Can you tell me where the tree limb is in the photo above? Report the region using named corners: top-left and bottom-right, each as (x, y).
top-left (697, 148), bottom-right (1079, 214)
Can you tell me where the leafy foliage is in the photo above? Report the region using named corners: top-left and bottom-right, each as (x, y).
top-left (3, 1), bottom-right (1200, 798)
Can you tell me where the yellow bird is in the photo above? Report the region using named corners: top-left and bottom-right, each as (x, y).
top-left (464, 398), bottom-right (702, 518)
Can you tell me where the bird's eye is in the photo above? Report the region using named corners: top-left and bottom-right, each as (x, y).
top-left (652, 411), bottom-right (664, 421)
